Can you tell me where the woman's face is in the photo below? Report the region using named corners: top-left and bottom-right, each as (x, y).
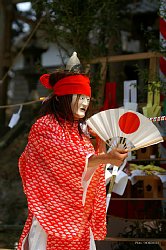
top-left (71, 94), bottom-right (90, 119)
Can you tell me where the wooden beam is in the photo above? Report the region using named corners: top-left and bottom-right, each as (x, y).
top-left (89, 52), bottom-right (162, 64)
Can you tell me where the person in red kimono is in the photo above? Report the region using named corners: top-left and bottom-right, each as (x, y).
top-left (17, 53), bottom-right (128, 250)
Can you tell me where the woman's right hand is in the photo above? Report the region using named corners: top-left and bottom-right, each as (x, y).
top-left (88, 147), bottom-right (128, 168)
top-left (105, 148), bottom-right (128, 167)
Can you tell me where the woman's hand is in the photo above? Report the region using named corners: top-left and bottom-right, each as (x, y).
top-left (106, 148), bottom-right (128, 166)
top-left (88, 147), bottom-right (128, 168)
top-left (87, 127), bottom-right (128, 168)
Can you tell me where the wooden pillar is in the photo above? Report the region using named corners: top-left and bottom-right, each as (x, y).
top-left (98, 60), bottom-right (107, 108)
top-left (89, 59), bottom-right (107, 114)
top-left (0, 0), bottom-right (5, 77)
top-left (0, 0), bottom-right (13, 132)
top-left (148, 55), bottom-right (159, 82)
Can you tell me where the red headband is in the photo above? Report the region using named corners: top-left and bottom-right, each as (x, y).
top-left (40, 74), bottom-right (91, 97)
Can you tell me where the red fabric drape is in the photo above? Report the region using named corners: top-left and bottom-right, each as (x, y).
top-left (100, 82), bottom-right (117, 111)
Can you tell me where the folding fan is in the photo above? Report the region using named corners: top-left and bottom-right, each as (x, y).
top-left (86, 108), bottom-right (164, 210)
top-left (87, 108), bottom-right (163, 151)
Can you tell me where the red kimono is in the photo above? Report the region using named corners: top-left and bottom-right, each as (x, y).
top-left (17, 114), bottom-right (106, 250)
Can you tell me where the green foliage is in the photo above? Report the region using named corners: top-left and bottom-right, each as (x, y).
top-left (135, 64), bottom-right (149, 84)
top-left (31, 0), bottom-right (133, 60)
top-left (30, 0), bottom-right (135, 105)
top-left (30, 0), bottom-right (165, 104)
top-left (135, 64), bottom-right (166, 95)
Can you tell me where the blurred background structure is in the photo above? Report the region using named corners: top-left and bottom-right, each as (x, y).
top-left (0, 0), bottom-right (166, 249)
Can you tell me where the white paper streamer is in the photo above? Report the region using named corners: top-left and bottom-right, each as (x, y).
top-left (8, 105), bottom-right (23, 128)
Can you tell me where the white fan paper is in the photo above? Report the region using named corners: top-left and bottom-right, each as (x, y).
top-left (87, 108), bottom-right (163, 151)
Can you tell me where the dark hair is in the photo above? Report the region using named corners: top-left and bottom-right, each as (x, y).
top-left (39, 70), bottom-right (90, 136)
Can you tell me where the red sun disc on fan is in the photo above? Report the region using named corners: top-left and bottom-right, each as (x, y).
top-left (118, 112), bottom-right (140, 134)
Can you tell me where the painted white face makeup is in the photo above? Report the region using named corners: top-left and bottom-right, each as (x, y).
top-left (71, 94), bottom-right (90, 119)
